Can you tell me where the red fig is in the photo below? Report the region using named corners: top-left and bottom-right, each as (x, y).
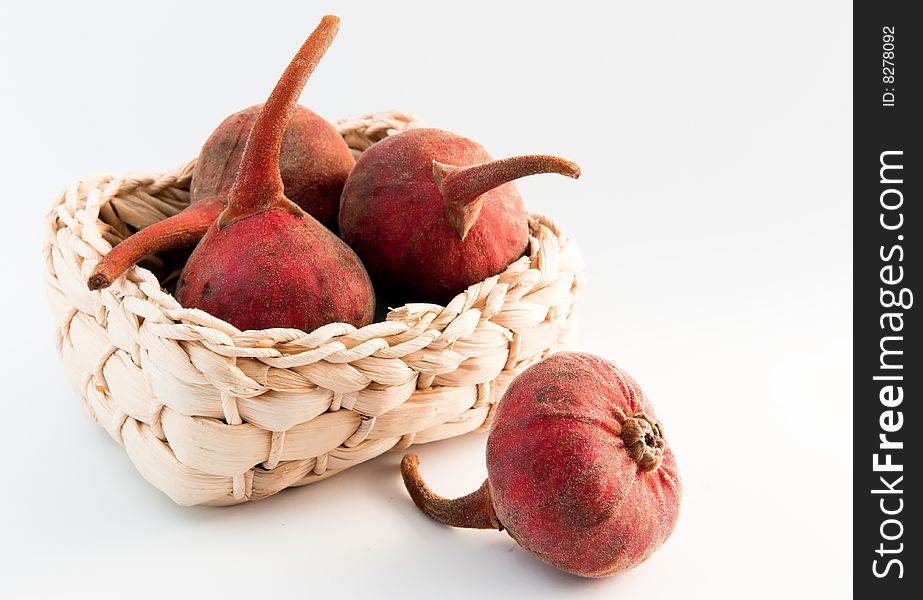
top-left (338, 128), bottom-right (580, 304)
top-left (87, 32), bottom-right (353, 291)
top-left (401, 352), bottom-right (682, 578)
top-left (190, 103), bottom-right (353, 231)
top-left (175, 15), bottom-right (375, 332)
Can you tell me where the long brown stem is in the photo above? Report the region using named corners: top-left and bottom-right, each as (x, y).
top-left (220, 15), bottom-right (340, 227)
top-left (87, 197), bottom-right (224, 290)
top-left (433, 154), bottom-right (581, 240)
top-left (400, 454), bottom-right (502, 530)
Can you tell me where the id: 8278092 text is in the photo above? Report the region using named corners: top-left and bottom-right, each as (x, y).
top-left (882, 26), bottom-right (895, 107)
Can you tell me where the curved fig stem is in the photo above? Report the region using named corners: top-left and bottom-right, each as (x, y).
top-left (87, 197), bottom-right (224, 290)
top-left (400, 454), bottom-right (502, 530)
top-left (220, 15), bottom-right (340, 227)
top-left (433, 154), bottom-right (580, 240)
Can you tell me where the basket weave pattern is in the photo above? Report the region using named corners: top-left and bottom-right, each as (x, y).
top-left (43, 111), bottom-right (584, 506)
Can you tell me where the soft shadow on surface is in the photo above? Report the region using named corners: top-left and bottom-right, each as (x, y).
top-left (362, 493), bottom-right (644, 597)
top-left (129, 432), bottom-right (644, 597)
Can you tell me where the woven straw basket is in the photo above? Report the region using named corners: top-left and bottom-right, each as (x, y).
top-left (43, 110), bottom-right (584, 506)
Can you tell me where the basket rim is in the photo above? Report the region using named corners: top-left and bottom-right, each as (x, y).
top-left (43, 112), bottom-right (582, 357)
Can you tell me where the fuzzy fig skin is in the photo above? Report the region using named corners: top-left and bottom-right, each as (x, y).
top-left (176, 15), bottom-right (375, 332)
top-left (191, 103), bottom-right (354, 232)
top-left (176, 207), bottom-right (374, 331)
top-left (401, 352), bottom-right (681, 578)
top-left (87, 33), bottom-right (353, 292)
top-left (339, 128), bottom-right (579, 305)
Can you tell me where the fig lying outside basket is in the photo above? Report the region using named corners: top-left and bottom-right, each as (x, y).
top-left (42, 110), bottom-right (584, 507)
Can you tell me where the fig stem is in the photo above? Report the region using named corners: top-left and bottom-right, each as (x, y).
top-left (87, 197), bottom-right (224, 290)
top-left (401, 454), bottom-right (502, 530)
top-left (433, 154), bottom-right (581, 240)
top-left (220, 15), bottom-right (340, 227)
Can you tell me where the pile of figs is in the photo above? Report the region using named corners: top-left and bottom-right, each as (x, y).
top-left (88, 15), bottom-right (579, 330)
top-left (87, 15), bottom-right (680, 580)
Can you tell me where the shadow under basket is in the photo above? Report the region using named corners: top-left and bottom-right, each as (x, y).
top-left (42, 110), bottom-right (584, 506)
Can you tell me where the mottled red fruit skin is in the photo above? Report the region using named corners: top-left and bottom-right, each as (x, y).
top-left (191, 104), bottom-right (354, 232)
top-left (87, 38), bottom-right (355, 292)
top-left (176, 15), bottom-right (375, 332)
top-left (176, 208), bottom-right (374, 331)
top-left (339, 128), bottom-right (528, 304)
top-left (487, 352), bottom-right (682, 577)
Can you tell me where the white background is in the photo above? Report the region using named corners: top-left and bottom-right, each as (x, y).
top-left (0, 1), bottom-right (852, 598)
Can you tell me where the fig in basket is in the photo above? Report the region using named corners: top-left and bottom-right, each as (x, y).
top-left (401, 352), bottom-right (682, 578)
top-left (338, 128), bottom-right (580, 305)
top-left (174, 15), bottom-right (375, 332)
top-left (87, 20), bottom-right (354, 291)
top-left (190, 101), bottom-right (353, 234)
